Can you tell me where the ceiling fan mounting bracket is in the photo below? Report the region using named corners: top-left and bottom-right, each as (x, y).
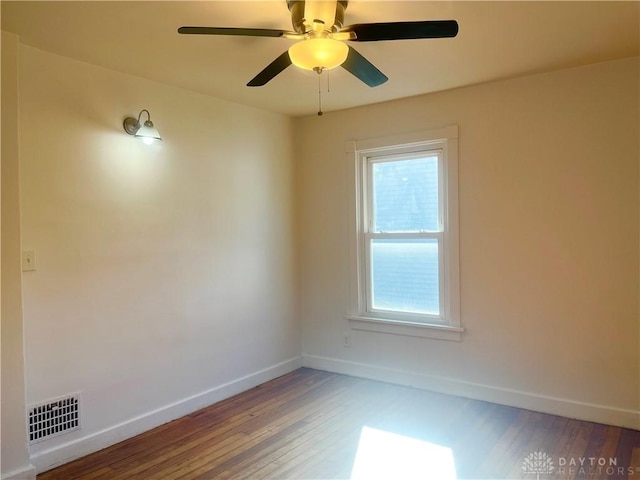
top-left (287, 0), bottom-right (348, 34)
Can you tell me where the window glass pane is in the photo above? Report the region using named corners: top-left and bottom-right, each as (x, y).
top-left (372, 156), bottom-right (439, 233)
top-left (370, 239), bottom-right (439, 315)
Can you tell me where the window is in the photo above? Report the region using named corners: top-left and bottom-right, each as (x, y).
top-left (346, 126), bottom-right (462, 341)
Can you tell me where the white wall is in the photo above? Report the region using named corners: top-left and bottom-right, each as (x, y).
top-left (15, 44), bottom-right (300, 472)
top-left (1, 32), bottom-right (37, 480)
top-left (297, 57), bottom-right (640, 429)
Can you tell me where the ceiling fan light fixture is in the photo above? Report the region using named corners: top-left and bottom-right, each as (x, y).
top-left (288, 38), bottom-right (349, 71)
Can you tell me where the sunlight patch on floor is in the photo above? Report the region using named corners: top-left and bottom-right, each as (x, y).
top-left (350, 426), bottom-right (457, 480)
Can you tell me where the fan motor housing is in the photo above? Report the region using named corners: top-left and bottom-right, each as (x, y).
top-left (287, 0), bottom-right (348, 33)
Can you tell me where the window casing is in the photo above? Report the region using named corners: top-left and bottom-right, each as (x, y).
top-left (346, 126), bottom-right (462, 341)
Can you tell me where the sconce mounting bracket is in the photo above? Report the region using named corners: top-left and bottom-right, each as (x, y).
top-left (123, 117), bottom-right (140, 135)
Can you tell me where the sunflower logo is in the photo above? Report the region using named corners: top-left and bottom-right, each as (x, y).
top-left (522, 451), bottom-right (554, 480)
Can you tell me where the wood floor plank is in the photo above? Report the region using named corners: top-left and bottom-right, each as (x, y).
top-left (37, 368), bottom-right (640, 480)
top-left (223, 378), bottom-right (385, 480)
top-left (126, 376), bottom-right (354, 479)
top-left (474, 408), bottom-right (530, 478)
top-left (176, 383), bottom-right (362, 478)
top-left (253, 387), bottom-right (385, 479)
top-left (630, 448), bottom-right (640, 479)
top-left (455, 403), bottom-right (520, 478)
top-left (594, 426), bottom-right (622, 480)
top-left (614, 428), bottom-right (640, 480)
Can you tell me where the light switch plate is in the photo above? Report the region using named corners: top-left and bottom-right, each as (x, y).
top-left (22, 249), bottom-right (36, 271)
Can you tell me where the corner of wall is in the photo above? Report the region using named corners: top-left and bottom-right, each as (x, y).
top-left (1, 30), bottom-right (36, 480)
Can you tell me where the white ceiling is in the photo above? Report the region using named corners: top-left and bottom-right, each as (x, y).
top-left (2, 1), bottom-right (638, 117)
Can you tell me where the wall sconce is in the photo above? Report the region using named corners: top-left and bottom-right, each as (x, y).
top-left (123, 109), bottom-right (162, 144)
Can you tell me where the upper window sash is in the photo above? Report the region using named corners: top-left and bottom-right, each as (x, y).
top-left (365, 150), bottom-right (444, 235)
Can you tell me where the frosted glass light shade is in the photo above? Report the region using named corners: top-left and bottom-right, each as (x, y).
top-left (135, 120), bottom-right (162, 143)
top-left (289, 38), bottom-right (349, 71)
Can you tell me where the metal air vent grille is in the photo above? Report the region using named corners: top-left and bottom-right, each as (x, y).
top-left (28, 394), bottom-right (80, 443)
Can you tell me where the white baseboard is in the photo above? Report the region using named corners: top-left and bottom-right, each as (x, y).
top-left (1, 464), bottom-right (37, 480)
top-left (302, 354), bottom-right (640, 430)
top-left (31, 356), bottom-right (302, 474)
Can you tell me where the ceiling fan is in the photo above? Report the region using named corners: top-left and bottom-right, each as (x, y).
top-left (178, 0), bottom-right (458, 88)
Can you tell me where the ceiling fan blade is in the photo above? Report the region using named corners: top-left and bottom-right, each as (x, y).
top-left (342, 20), bottom-right (459, 41)
top-left (341, 46), bottom-right (388, 87)
top-left (178, 26), bottom-right (288, 38)
top-left (247, 51), bottom-right (292, 87)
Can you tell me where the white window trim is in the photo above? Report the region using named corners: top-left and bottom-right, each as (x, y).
top-left (346, 126), bottom-right (463, 341)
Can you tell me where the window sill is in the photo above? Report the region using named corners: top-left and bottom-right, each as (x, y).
top-left (347, 315), bottom-right (464, 342)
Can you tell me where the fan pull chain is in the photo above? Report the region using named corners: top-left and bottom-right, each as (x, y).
top-left (317, 71), bottom-right (323, 116)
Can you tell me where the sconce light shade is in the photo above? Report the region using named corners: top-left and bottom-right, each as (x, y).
top-left (288, 38), bottom-right (349, 71)
top-left (123, 109), bottom-right (162, 144)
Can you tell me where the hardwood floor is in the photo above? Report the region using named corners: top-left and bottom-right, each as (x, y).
top-left (38, 368), bottom-right (640, 479)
